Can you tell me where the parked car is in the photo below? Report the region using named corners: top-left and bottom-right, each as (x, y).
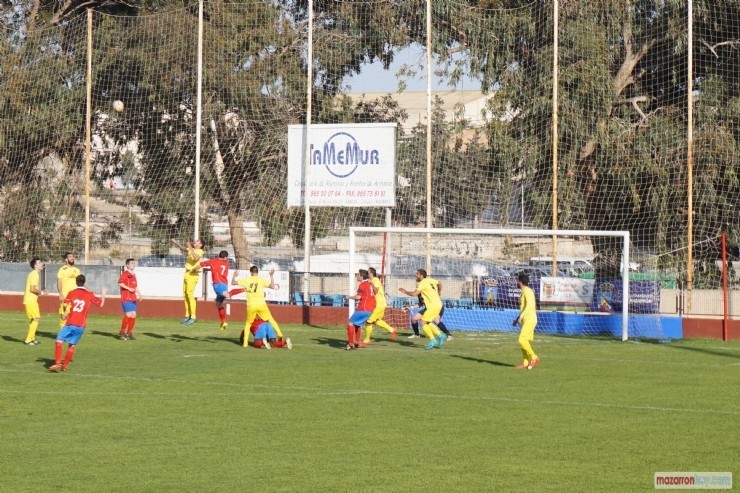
top-left (137, 254), bottom-right (187, 268)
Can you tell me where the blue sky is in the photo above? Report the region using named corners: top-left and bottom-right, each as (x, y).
top-left (344, 45), bottom-right (482, 93)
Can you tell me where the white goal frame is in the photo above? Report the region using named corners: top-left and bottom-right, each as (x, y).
top-left (349, 227), bottom-right (631, 341)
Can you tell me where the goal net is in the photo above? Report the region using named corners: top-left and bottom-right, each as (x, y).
top-left (349, 227), bottom-right (668, 341)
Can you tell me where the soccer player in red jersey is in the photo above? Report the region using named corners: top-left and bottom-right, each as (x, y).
top-left (239, 317), bottom-right (292, 349)
top-left (344, 269), bottom-right (376, 350)
top-left (117, 258), bottom-right (141, 340)
top-left (198, 250), bottom-right (234, 330)
top-left (48, 275), bottom-right (106, 372)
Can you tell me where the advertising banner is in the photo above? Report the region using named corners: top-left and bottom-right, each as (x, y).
top-left (287, 123), bottom-right (396, 207)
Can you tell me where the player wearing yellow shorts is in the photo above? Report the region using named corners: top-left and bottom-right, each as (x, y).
top-left (399, 269), bottom-right (446, 350)
top-left (172, 238), bottom-right (204, 325)
top-left (23, 257), bottom-right (48, 345)
top-left (361, 267), bottom-right (397, 346)
top-left (513, 274), bottom-right (540, 370)
top-left (232, 266), bottom-right (282, 349)
top-left (56, 252), bottom-right (81, 329)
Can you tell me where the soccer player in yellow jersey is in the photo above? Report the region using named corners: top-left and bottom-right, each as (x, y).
top-left (171, 238), bottom-right (204, 325)
top-left (232, 266), bottom-right (282, 349)
top-left (56, 252), bottom-right (81, 329)
top-left (360, 267), bottom-right (397, 346)
top-left (513, 274), bottom-right (540, 370)
top-left (23, 257), bottom-right (48, 345)
top-left (399, 269), bottom-right (446, 350)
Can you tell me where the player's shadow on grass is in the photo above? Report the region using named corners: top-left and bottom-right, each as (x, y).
top-left (35, 357), bottom-right (56, 369)
top-left (140, 332), bottom-right (167, 339)
top-left (666, 344), bottom-right (740, 360)
top-left (90, 330), bottom-right (121, 339)
top-left (313, 336), bottom-right (350, 349)
top-left (450, 354), bottom-right (515, 367)
top-left (2, 331), bottom-right (55, 343)
top-left (203, 335), bottom-right (242, 346)
top-left (170, 333), bottom-right (216, 343)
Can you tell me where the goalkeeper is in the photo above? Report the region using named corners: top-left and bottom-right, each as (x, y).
top-left (512, 274), bottom-right (540, 370)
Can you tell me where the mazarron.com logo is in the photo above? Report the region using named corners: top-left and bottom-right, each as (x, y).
top-left (310, 132), bottom-right (381, 178)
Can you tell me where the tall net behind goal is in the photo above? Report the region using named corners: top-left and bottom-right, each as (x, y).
top-left (350, 227), bottom-right (669, 341)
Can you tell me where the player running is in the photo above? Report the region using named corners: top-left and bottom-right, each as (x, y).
top-left (48, 275), bottom-right (106, 372)
top-left (360, 266), bottom-right (397, 346)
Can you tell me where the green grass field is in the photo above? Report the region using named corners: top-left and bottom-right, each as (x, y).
top-left (1, 311), bottom-right (738, 492)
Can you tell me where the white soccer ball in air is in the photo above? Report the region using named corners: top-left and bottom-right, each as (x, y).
top-left (113, 100), bottom-right (124, 112)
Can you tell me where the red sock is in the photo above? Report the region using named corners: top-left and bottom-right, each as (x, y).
top-left (347, 324), bottom-right (355, 345)
top-left (127, 317), bottom-right (136, 335)
top-left (253, 339), bottom-right (262, 348)
top-left (120, 317), bottom-right (129, 334)
top-left (228, 288), bottom-right (245, 297)
top-left (54, 341), bottom-right (63, 364)
top-left (355, 327), bottom-right (362, 343)
top-left (63, 345), bottom-right (76, 369)
top-left (273, 339), bottom-right (286, 348)
top-left (218, 306), bottom-right (226, 323)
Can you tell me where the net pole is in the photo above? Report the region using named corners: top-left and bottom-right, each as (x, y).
top-left (194, 0), bottom-right (204, 239)
top-left (84, 8), bottom-right (93, 265)
top-left (686, 0), bottom-right (694, 311)
top-left (381, 207), bottom-right (391, 285)
top-left (425, 0), bottom-right (432, 274)
top-left (303, 0), bottom-right (314, 306)
top-left (722, 231), bottom-right (728, 341)
top-left (551, 0), bottom-right (559, 277)
top-left (622, 232), bottom-right (630, 341)
top-left (348, 229), bottom-right (356, 316)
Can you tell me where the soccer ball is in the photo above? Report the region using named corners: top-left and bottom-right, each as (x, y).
top-left (113, 100), bottom-right (124, 112)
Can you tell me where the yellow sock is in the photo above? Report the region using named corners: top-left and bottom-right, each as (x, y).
top-left (364, 324), bottom-right (374, 342)
top-left (187, 294), bottom-right (197, 318)
top-left (421, 324), bottom-right (436, 340)
top-left (428, 323), bottom-right (441, 338)
top-left (243, 324), bottom-right (250, 348)
top-left (520, 347), bottom-right (530, 366)
top-left (270, 320), bottom-right (283, 339)
top-left (519, 338), bottom-right (537, 362)
top-left (375, 320), bottom-right (395, 333)
top-left (26, 320), bottom-right (39, 342)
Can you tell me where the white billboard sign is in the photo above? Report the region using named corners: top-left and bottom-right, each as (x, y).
top-left (287, 123), bottom-right (396, 207)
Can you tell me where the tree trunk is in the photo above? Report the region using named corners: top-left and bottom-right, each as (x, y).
top-left (576, 32), bottom-right (656, 210)
top-left (227, 204), bottom-right (250, 269)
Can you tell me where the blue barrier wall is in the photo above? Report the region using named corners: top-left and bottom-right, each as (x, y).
top-left (441, 308), bottom-right (682, 339)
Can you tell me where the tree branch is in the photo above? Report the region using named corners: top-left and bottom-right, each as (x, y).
top-left (700, 38), bottom-right (740, 58)
top-left (26, 0), bottom-right (41, 35)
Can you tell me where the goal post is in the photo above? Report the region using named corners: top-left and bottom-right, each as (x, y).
top-left (349, 227), bottom-right (637, 341)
